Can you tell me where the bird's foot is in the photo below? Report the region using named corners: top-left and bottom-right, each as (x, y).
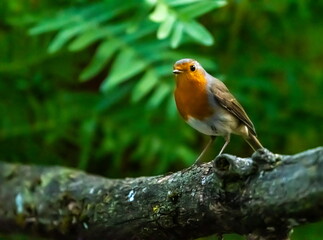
top-left (181, 158), bottom-right (203, 173)
top-left (252, 148), bottom-right (282, 170)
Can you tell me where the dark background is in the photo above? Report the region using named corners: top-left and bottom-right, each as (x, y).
top-left (1, 0), bottom-right (323, 239)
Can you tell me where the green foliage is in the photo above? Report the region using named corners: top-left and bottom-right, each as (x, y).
top-left (0, 0), bottom-right (222, 176)
top-left (1, 0), bottom-right (323, 238)
top-left (28, 0), bottom-right (222, 87)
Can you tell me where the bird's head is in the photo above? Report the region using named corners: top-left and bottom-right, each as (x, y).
top-left (173, 58), bottom-right (205, 82)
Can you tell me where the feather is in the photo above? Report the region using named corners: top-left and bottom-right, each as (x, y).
top-left (209, 75), bottom-right (257, 136)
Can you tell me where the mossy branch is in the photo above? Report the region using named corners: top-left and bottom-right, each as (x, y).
top-left (0, 147), bottom-right (323, 240)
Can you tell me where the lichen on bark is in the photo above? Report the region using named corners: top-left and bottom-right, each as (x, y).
top-left (0, 147), bottom-right (323, 240)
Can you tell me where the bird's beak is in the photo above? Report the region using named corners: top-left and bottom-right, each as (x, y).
top-left (173, 69), bottom-right (182, 74)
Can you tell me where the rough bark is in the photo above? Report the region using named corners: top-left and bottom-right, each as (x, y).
top-left (0, 147), bottom-right (323, 240)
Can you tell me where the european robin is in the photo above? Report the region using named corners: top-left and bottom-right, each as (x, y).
top-left (173, 58), bottom-right (263, 164)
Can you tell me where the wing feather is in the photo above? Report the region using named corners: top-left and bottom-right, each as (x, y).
top-left (210, 78), bottom-right (257, 136)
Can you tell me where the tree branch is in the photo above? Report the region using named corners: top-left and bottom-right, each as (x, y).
top-left (0, 147), bottom-right (323, 240)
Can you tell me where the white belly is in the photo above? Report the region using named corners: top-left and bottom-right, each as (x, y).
top-left (187, 117), bottom-right (215, 135)
top-left (187, 112), bottom-right (239, 137)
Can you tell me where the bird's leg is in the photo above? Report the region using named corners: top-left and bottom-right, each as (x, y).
top-left (193, 136), bottom-right (216, 166)
top-left (218, 134), bottom-right (230, 155)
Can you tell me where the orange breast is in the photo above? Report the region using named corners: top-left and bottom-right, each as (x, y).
top-left (174, 75), bottom-right (214, 121)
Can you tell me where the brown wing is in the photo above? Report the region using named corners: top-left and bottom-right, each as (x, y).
top-left (210, 77), bottom-right (257, 136)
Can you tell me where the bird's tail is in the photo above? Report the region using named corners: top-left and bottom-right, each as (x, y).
top-left (244, 134), bottom-right (263, 151)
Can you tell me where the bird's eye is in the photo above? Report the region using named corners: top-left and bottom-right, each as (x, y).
top-left (190, 65), bottom-right (196, 72)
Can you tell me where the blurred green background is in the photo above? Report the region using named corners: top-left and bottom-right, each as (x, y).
top-left (0, 0), bottom-right (322, 239)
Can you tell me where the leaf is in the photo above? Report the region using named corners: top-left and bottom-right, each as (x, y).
top-left (157, 13), bottom-right (176, 39)
top-left (183, 20), bottom-right (214, 46)
top-left (124, 23), bottom-right (157, 42)
top-left (179, 0), bottom-right (227, 18)
top-left (68, 28), bottom-right (105, 52)
top-left (146, 84), bottom-right (171, 108)
top-left (48, 23), bottom-right (92, 53)
top-left (80, 39), bottom-right (121, 81)
top-left (86, 2), bottom-right (135, 24)
top-left (100, 48), bottom-right (148, 92)
top-left (131, 69), bottom-right (158, 103)
top-left (68, 24), bottom-right (127, 52)
top-left (29, 13), bottom-right (77, 35)
top-left (30, 1), bottom-right (132, 41)
top-left (166, 0), bottom-right (204, 6)
top-left (171, 22), bottom-right (184, 48)
top-left (149, 2), bottom-right (169, 23)
top-left (29, 3), bottom-right (106, 35)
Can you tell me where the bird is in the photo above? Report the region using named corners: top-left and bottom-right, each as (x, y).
top-left (173, 58), bottom-right (263, 165)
